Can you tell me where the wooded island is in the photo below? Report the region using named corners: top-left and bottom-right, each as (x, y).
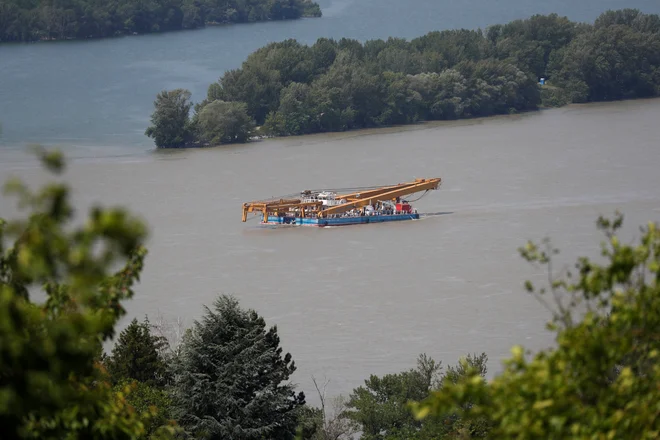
top-left (144, 9), bottom-right (660, 148)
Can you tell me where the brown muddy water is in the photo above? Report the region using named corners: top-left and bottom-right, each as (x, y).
top-left (1, 98), bottom-right (659, 404)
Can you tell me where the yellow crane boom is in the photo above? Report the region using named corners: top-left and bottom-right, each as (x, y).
top-left (241, 177), bottom-right (441, 222)
top-left (333, 182), bottom-right (424, 201)
top-left (317, 178), bottom-right (441, 218)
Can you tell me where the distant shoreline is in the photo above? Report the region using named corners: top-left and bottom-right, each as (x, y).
top-left (0, 0), bottom-right (322, 44)
top-left (164, 96), bottom-right (660, 151)
top-left (0, 16), bottom-right (322, 45)
top-left (0, 16), bottom-right (317, 48)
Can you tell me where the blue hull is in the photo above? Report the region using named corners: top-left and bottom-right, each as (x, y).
top-left (265, 213), bottom-right (419, 227)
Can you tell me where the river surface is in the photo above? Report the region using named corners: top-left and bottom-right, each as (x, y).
top-left (1, 0), bottom-right (660, 405)
top-left (2, 98), bottom-right (660, 402)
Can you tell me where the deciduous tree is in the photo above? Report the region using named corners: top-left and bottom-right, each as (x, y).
top-left (0, 146), bottom-right (176, 439)
top-left (344, 353), bottom-right (488, 440)
top-left (196, 100), bottom-right (255, 145)
top-left (145, 89), bottom-right (194, 148)
top-left (411, 213), bottom-right (660, 439)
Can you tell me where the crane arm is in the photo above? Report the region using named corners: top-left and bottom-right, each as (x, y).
top-left (318, 178), bottom-right (441, 218)
top-left (335, 179), bottom-right (442, 201)
top-left (241, 177), bottom-right (441, 222)
top-left (335, 182), bottom-right (420, 201)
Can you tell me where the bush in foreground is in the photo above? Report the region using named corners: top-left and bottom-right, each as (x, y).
top-left (0, 147), bottom-right (177, 439)
top-left (411, 213), bottom-right (660, 438)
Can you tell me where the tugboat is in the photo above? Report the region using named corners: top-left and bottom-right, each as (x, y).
top-left (241, 177), bottom-right (441, 227)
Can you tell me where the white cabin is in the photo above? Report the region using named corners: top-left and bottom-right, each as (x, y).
top-left (302, 191), bottom-right (346, 206)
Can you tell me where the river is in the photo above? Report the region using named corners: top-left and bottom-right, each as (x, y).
top-left (2, 98), bottom-right (660, 401)
top-left (1, 0), bottom-right (660, 405)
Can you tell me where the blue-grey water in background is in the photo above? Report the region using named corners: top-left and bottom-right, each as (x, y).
top-left (1, 0), bottom-right (659, 156)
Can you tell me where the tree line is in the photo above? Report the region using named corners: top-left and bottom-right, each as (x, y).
top-left (2, 147), bottom-right (659, 439)
top-left (0, 0), bottom-right (322, 42)
top-left (145, 8), bottom-right (660, 148)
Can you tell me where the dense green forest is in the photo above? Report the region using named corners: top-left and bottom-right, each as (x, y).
top-left (2, 148), bottom-right (660, 439)
top-left (0, 0), bottom-right (321, 42)
top-left (145, 8), bottom-right (660, 148)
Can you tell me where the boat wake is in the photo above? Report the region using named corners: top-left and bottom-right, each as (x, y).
top-left (419, 211), bottom-right (455, 218)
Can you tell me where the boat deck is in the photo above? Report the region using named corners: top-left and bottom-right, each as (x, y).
top-left (241, 177), bottom-right (441, 226)
top-left (266, 213), bottom-right (419, 227)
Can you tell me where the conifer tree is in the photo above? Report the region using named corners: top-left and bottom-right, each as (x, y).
top-left (172, 295), bottom-right (306, 440)
top-left (105, 317), bottom-right (171, 387)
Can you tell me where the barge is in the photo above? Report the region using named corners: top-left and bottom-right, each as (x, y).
top-left (241, 177), bottom-right (441, 227)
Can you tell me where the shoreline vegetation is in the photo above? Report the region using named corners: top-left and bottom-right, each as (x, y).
top-left (0, 0), bottom-right (322, 43)
top-left (144, 8), bottom-right (660, 149)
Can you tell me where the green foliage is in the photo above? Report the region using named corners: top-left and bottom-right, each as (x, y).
top-left (547, 22), bottom-right (660, 102)
top-left (295, 406), bottom-right (325, 440)
top-left (345, 354), bottom-right (441, 440)
top-left (176, 8), bottom-right (660, 143)
top-left (411, 213), bottom-right (660, 438)
top-left (113, 380), bottom-right (175, 439)
top-left (343, 353), bottom-right (489, 440)
top-left (0, 0), bottom-right (322, 42)
top-left (104, 317), bottom-right (171, 387)
top-left (263, 82), bottom-right (315, 136)
top-left (145, 89), bottom-right (194, 149)
top-left (0, 147), bottom-right (175, 439)
top-left (490, 13), bottom-right (578, 78)
top-left (594, 8), bottom-right (660, 33)
top-left (171, 294), bottom-right (306, 440)
top-left (196, 100), bottom-right (255, 145)
top-left (301, 0), bottom-right (322, 17)
top-left (540, 84), bottom-right (571, 107)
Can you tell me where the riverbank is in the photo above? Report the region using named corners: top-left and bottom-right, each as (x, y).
top-left (145, 8), bottom-right (660, 149)
top-left (147, 92), bottom-right (660, 151)
top-left (154, 96), bottom-right (660, 156)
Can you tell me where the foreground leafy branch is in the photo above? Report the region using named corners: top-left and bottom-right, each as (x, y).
top-left (0, 148), bottom-right (176, 439)
top-left (411, 212), bottom-right (660, 438)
